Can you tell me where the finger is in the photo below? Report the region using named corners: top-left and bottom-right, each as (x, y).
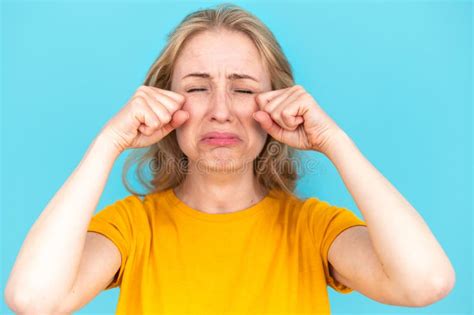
top-left (136, 91), bottom-right (172, 127)
top-left (264, 88), bottom-right (303, 130)
top-left (273, 89), bottom-right (306, 130)
top-left (141, 86), bottom-right (184, 113)
top-left (281, 113), bottom-right (304, 131)
top-left (139, 109), bottom-right (189, 141)
top-left (138, 124), bottom-right (155, 136)
top-left (252, 110), bottom-right (285, 142)
top-left (145, 86), bottom-right (186, 106)
top-left (132, 96), bottom-right (161, 132)
top-left (255, 86), bottom-right (294, 109)
top-left (158, 110), bottom-right (190, 136)
top-left (264, 88), bottom-right (298, 114)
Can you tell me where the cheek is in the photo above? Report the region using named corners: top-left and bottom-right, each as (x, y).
top-left (238, 93), bottom-right (259, 109)
top-left (233, 95), bottom-right (260, 116)
top-left (178, 101), bottom-right (203, 130)
top-left (181, 98), bottom-right (207, 116)
top-left (237, 112), bottom-right (267, 144)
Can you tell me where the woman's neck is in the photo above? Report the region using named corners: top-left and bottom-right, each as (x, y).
top-left (173, 169), bottom-right (268, 214)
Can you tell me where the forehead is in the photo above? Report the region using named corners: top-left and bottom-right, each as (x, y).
top-left (173, 30), bottom-right (267, 77)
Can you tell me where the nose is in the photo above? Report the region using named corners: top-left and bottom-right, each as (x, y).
top-left (208, 87), bottom-right (234, 123)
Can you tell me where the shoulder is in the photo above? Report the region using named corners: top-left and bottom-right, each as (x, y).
top-left (300, 195), bottom-right (359, 224)
top-left (111, 194), bottom-right (146, 213)
top-left (266, 189), bottom-right (308, 210)
top-left (92, 193), bottom-right (150, 227)
top-left (263, 189), bottom-right (354, 219)
top-left (265, 189), bottom-right (324, 223)
top-left (302, 196), bottom-right (367, 247)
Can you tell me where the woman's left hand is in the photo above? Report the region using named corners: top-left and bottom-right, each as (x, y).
top-left (253, 85), bottom-right (343, 153)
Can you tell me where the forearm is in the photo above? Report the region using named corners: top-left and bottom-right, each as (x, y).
top-left (5, 132), bottom-right (121, 312)
top-left (322, 130), bottom-right (455, 293)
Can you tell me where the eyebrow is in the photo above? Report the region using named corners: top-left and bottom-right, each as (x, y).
top-left (181, 72), bottom-right (259, 82)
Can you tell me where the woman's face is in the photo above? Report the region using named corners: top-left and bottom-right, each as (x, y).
top-left (170, 29), bottom-right (272, 172)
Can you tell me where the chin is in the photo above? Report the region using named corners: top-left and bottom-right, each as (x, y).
top-left (194, 153), bottom-right (251, 174)
top-left (195, 159), bottom-right (241, 174)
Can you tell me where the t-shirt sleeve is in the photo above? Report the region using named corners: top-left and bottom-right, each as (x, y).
top-left (306, 197), bottom-right (368, 294)
top-left (87, 195), bottom-right (141, 290)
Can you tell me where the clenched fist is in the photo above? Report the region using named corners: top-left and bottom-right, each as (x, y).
top-left (253, 85), bottom-right (343, 153)
top-left (100, 85), bottom-right (189, 153)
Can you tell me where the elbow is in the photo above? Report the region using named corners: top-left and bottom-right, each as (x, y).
top-left (4, 289), bottom-right (38, 315)
top-left (4, 287), bottom-right (27, 314)
top-left (4, 279), bottom-right (28, 314)
top-left (410, 269), bottom-right (456, 307)
top-left (4, 287), bottom-right (60, 315)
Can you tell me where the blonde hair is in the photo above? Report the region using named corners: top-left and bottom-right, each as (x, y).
top-left (123, 3), bottom-right (302, 198)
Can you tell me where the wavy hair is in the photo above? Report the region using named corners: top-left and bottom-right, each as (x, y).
top-left (122, 3), bottom-right (303, 198)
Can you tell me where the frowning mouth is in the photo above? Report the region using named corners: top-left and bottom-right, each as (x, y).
top-left (200, 131), bottom-right (241, 146)
top-left (202, 138), bottom-right (241, 146)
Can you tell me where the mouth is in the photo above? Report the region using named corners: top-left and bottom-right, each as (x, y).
top-left (200, 131), bottom-right (241, 146)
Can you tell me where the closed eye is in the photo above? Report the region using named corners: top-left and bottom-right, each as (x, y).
top-left (236, 90), bottom-right (254, 94)
top-left (187, 88), bottom-right (207, 93)
top-left (186, 88), bottom-right (253, 94)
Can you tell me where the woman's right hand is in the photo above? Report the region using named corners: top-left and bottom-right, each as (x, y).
top-left (100, 85), bottom-right (189, 153)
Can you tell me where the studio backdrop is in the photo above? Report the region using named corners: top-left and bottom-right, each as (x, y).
top-left (1, 1), bottom-right (471, 314)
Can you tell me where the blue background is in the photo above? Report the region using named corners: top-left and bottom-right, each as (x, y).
top-left (1, 0), bottom-right (471, 314)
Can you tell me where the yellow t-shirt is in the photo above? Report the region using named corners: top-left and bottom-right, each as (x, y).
top-left (87, 188), bottom-right (367, 314)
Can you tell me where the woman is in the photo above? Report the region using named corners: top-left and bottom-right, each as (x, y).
top-left (5, 4), bottom-right (455, 314)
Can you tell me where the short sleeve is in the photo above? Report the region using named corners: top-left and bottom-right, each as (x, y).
top-left (306, 197), bottom-right (367, 294)
top-left (87, 195), bottom-right (141, 290)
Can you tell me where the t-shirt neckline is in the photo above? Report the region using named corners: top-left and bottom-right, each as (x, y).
top-left (164, 187), bottom-right (274, 222)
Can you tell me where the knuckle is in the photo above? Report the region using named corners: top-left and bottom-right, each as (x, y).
top-left (174, 92), bottom-right (186, 103)
top-left (131, 95), bottom-right (147, 108)
top-left (136, 86), bottom-right (147, 95)
top-left (149, 118), bottom-right (160, 128)
top-left (133, 93), bottom-right (146, 104)
top-left (169, 101), bottom-right (180, 112)
top-left (138, 85), bottom-right (150, 91)
top-left (293, 84), bottom-right (303, 90)
top-left (152, 86), bottom-right (168, 95)
top-left (161, 112), bottom-right (171, 123)
top-left (270, 112), bottom-right (279, 121)
top-left (299, 92), bottom-right (311, 101)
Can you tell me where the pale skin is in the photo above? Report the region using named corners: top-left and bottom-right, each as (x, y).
top-left (254, 85), bottom-right (456, 306)
top-left (168, 29), bottom-right (456, 306)
top-left (4, 28), bottom-right (455, 313)
top-left (169, 29), bottom-right (272, 212)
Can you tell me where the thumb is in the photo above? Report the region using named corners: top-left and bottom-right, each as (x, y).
top-left (149, 110), bottom-right (190, 141)
top-left (252, 111), bottom-right (283, 141)
top-left (168, 110), bottom-right (190, 129)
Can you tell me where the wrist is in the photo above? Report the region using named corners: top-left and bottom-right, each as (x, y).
top-left (318, 128), bottom-right (354, 158)
top-left (93, 131), bottom-right (125, 158)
